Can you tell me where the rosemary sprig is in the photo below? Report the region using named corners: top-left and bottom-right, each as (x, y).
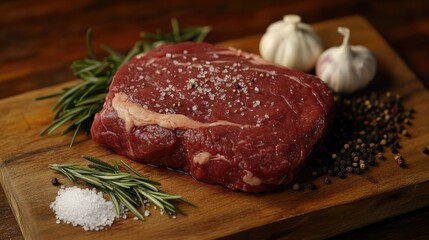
top-left (38, 19), bottom-right (210, 146)
top-left (49, 155), bottom-right (195, 220)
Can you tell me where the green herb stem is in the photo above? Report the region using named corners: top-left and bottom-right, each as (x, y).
top-left (49, 156), bottom-right (194, 220)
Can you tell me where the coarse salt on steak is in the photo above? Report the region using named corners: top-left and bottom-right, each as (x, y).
top-left (91, 42), bottom-right (335, 192)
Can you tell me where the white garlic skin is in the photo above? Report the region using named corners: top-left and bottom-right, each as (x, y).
top-left (316, 27), bottom-right (377, 94)
top-left (259, 14), bottom-right (323, 72)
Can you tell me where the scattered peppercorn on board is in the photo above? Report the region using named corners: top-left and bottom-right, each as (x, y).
top-left (1, 15), bottom-right (428, 240)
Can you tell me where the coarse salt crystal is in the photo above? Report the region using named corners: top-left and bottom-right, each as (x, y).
top-left (50, 186), bottom-right (125, 231)
top-left (253, 100), bottom-right (261, 108)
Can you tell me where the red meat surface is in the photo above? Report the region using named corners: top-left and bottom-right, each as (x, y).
top-left (91, 42), bottom-right (335, 192)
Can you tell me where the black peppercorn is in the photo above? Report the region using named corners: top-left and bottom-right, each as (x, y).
top-left (334, 166), bottom-right (340, 173)
top-left (324, 177), bottom-right (332, 184)
top-left (395, 154), bottom-right (405, 167)
top-left (392, 141), bottom-right (400, 149)
top-left (309, 92), bottom-right (412, 180)
top-left (397, 158), bottom-right (405, 167)
top-left (422, 146), bottom-right (429, 154)
top-left (51, 177), bottom-right (60, 186)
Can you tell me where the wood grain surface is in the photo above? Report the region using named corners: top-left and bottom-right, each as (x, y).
top-left (1, 15), bottom-right (429, 240)
top-left (1, 1), bottom-right (429, 239)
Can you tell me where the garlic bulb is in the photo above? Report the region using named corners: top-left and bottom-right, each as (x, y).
top-left (316, 27), bottom-right (377, 94)
top-left (259, 14), bottom-right (323, 72)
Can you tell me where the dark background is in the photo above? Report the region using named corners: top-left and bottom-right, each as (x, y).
top-left (1, 0), bottom-right (428, 239)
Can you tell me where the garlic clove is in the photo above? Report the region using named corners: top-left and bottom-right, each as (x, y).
top-left (316, 27), bottom-right (376, 94)
top-left (259, 14), bottom-right (323, 72)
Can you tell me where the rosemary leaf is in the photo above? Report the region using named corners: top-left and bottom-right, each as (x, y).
top-left (119, 41), bottom-right (144, 68)
top-left (70, 124), bottom-right (81, 148)
top-left (88, 163), bottom-right (116, 173)
top-left (94, 173), bottom-right (132, 180)
top-left (134, 188), bottom-right (145, 209)
top-left (137, 189), bottom-right (165, 211)
top-left (61, 170), bottom-right (77, 183)
top-left (101, 181), bottom-right (115, 191)
top-left (100, 44), bottom-right (124, 62)
top-left (134, 179), bottom-right (159, 192)
top-left (113, 185), bottom-right (139, 205)
top-left (42, 114), bottom-right (75, 135)
top-left (82, 155), bottom-right (116, 170)
top-left (121, 160), bottom-right (160, 185)
top-left (171, 18), bottom-right (181, 42)
top-left (112, 161), bottom-right (120, 171)
top-left (60, 118), bottom-right (81, 135)
top-left (107, 190), bottom-right (121, 216)
top-left (75, 93), bottom-right (107, 106)
top-left (35, 92), bottom-right (63, 100)
top-left (151, 191), bottom-right (183, 199)
top-left (116, 190), bottom-right (145, 221)
top-left (73, 61), bottom-right (104, 76)
top-left (86, 28), bottom-right (97, 60)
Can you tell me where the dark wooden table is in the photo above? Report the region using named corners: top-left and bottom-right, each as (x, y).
top-left (1, 1), bottom-right (428, 239)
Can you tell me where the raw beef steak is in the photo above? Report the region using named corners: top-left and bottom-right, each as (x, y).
top-left (91, 42), bottom-right (335, 192)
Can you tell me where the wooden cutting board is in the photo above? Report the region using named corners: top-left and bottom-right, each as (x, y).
top-left (1, 15), bottom-right (428, 240)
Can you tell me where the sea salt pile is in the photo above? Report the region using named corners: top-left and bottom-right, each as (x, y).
top-left (50, 186), bottom-right (122, 231)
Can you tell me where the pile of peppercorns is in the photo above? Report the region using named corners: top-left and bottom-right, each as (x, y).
top-left (294, 92), bottom-right (416, 190)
